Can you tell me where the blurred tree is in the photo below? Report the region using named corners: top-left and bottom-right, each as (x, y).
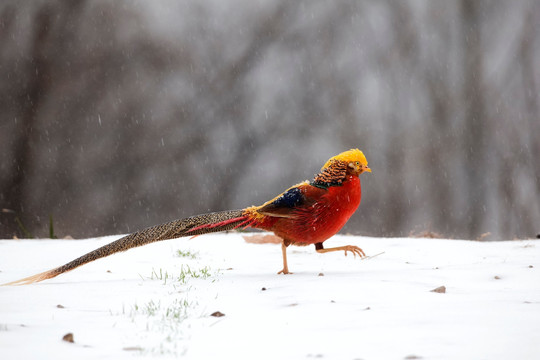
top-left (461, 0), bottom-right (487, 237)
top-left (1, 2), bottom-right (58, 235)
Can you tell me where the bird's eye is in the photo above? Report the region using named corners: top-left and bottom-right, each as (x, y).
top-left (355, 162), bottom-right (360, 165)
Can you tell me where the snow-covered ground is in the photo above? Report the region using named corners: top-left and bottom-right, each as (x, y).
top-left (0, 234), bottom-right (539, 360)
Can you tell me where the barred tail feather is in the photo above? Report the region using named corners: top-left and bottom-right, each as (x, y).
top-left (3, 209), bottom-right (249, 286)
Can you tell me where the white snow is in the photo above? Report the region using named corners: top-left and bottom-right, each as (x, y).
top-left (0, 234), bottom-right (539, 360)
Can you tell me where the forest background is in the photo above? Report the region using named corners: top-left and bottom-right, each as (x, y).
top-left (1, 0), bottom-right (539, 240)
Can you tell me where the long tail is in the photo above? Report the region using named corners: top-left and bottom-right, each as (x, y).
top-left (3, 209), bottom-right (255, 285)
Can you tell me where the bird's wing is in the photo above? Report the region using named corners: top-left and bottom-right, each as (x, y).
top-left (256, 182), bottom-right (326, 218)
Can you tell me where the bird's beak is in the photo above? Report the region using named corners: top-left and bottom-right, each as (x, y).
top-left (349, 162), bottom-right (371, 174)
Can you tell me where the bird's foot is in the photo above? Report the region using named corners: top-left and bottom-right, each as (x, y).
top-left (317, 245), bottom-right (366, 258)
top-left (277, 268), bottom-right (293, 275)
top-left (342, 245), bottom-right (366, 258)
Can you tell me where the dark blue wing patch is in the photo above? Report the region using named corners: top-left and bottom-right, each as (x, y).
top-left (272, 187), bottom-right (304, 208)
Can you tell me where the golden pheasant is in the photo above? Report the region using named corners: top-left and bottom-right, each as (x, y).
top-left (4, 148), bottom-right (371, 285)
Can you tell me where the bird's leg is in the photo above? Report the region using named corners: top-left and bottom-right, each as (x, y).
top-left (277, 241), bottom-right (292, 274)
top-left (316, 244), bottom-right (366, 258)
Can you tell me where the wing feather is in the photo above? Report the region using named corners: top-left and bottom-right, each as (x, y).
top-left (256, 182), bottom-right (326, 218)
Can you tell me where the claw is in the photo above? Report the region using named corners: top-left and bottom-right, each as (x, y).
top-left (342, 245), bottom-right (366, 258)
top-left (316, 244), bottom-right (367, 258)
top-left (277, 269), bottom-right (293, 275)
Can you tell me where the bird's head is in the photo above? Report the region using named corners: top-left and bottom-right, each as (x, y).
top-left (322, 148), bottom-right (371, 176)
